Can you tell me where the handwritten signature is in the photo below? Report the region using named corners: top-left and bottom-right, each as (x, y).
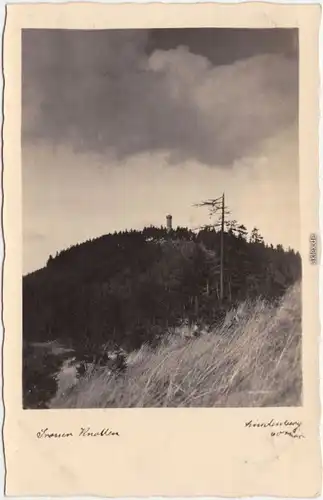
top-left (245, 419), bottom-right (305, 439)
top-left (36, 427), bottom-right (120, 439)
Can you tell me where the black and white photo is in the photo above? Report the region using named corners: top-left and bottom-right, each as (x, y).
top-left (22, 27), bottom-right (302, 409)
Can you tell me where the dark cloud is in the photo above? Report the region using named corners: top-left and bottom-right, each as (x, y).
top-left (146, 28), bottom-right (298, 64)
top-left (22, 28), bottom-right (298, 166)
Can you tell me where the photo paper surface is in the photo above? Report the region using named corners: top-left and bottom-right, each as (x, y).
top-left (3, 2), bottom-right (321, 496)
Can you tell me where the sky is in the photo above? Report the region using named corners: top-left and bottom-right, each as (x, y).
top-left (22, 28), bottom-right (299, 275)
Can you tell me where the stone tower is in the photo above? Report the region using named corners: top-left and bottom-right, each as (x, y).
top-left (166, 214), bottom-right (172, 233)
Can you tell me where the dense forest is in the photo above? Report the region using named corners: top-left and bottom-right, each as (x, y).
top-left (23, 222), bottom-right (301, 359)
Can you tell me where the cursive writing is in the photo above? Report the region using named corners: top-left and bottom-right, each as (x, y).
top-left (79, 426), bottom-right (119, 437)
top-left (37, 428), bottom-right (73, 439)
top-left (36, 427), bottom-right (120, 439)
top-left (245, 419), bottom-right (305, 439)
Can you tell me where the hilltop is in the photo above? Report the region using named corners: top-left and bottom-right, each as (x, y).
top-left (23, 225), bottom-right (301, 355)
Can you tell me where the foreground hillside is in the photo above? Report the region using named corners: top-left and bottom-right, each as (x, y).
top-left (50, 282), bottom-right (302, 408)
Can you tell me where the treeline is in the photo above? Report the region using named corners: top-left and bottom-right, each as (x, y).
top-left (23, 224), bottom-right (301, 354)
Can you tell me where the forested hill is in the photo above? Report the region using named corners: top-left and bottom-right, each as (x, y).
top-left (23, 225), bottom-right (301, 353)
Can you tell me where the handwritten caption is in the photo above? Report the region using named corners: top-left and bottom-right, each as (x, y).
top-left (36, 427), bottom-right (120, 439)
top-left (245, 419), bottom-right (305, 439)
top-left (36, 421), bottom-right (305, 440)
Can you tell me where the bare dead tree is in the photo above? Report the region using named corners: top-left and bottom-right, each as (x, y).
top-left (193, 193), bottom-right (231, 302)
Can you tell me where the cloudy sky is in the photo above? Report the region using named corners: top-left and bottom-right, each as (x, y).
top-left (22, 28), bottom-right (299, 275)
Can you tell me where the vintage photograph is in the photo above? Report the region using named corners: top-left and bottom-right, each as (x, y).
top-left (22, 27), bottom-right (302, 410)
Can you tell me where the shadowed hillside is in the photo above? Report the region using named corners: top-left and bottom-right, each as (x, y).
top-left (23, 226), bottom-right (301, 352)
top-left (50, 282), bottom-right (302, 408)
top-left (23, 225), bottom-right (302, 408)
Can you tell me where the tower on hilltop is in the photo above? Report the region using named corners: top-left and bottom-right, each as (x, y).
top-left (166, 214), bottom-right (172, 233)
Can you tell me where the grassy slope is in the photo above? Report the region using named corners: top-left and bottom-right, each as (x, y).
top-left (50, 282), bottom-right (302, 408)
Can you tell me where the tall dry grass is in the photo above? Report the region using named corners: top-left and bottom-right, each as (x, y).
top-left (50, 282), bottom-right (302, 408)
